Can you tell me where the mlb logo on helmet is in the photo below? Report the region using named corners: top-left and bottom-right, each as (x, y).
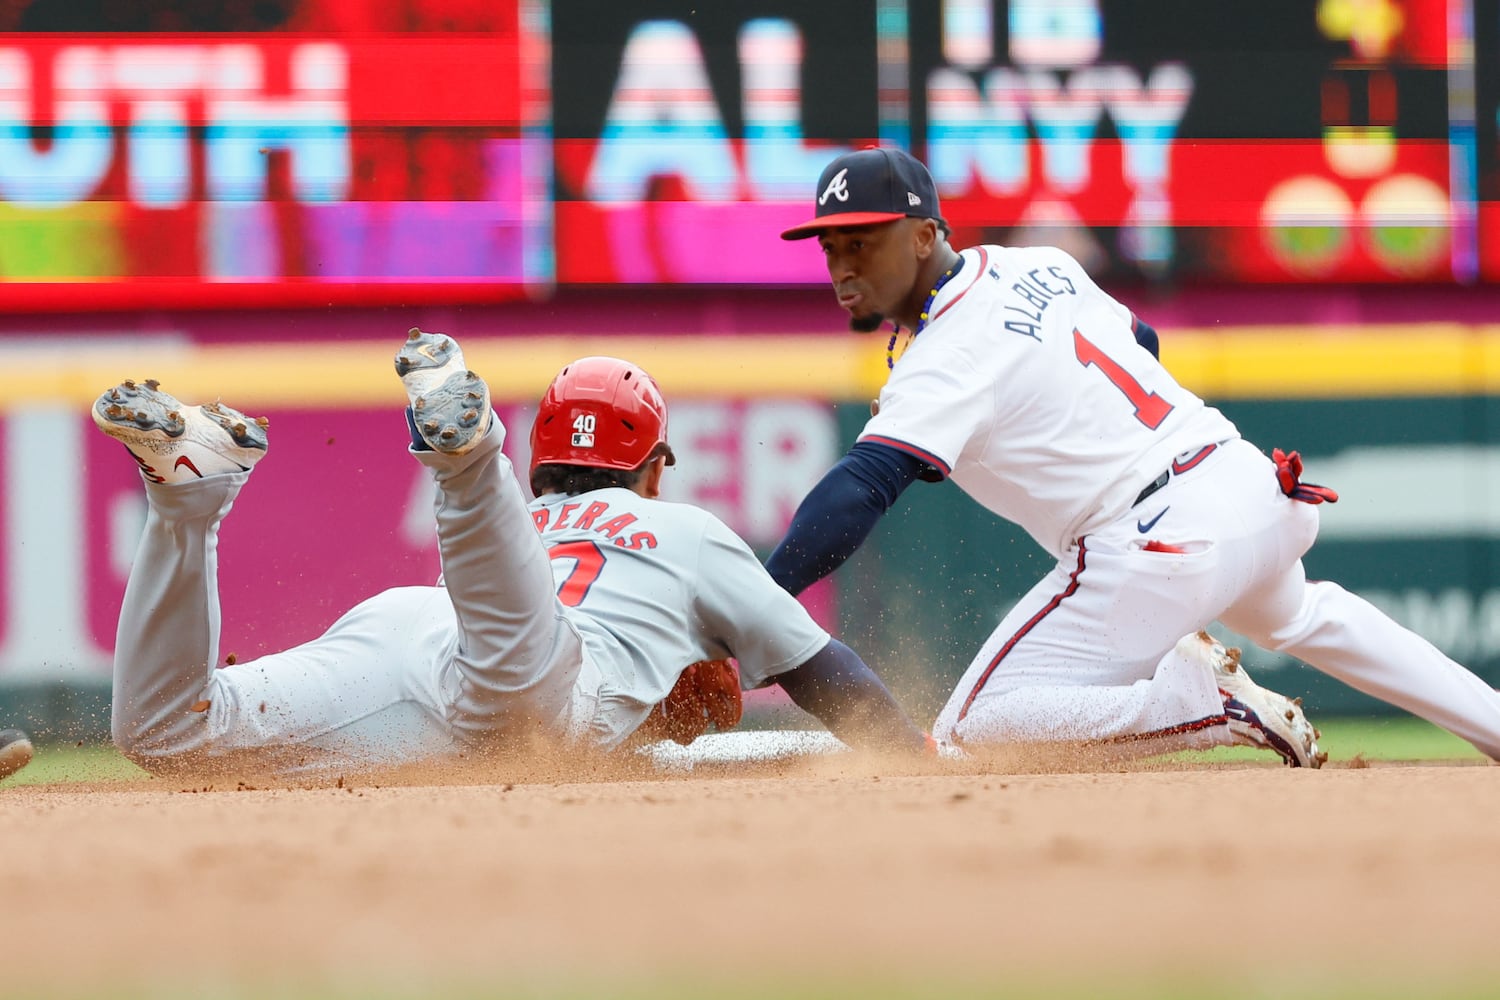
top-left (780, 146), bottom-right (944, 240)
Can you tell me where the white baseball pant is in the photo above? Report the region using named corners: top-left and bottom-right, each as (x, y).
top-left (933, 439), bottom-right (1500, 759)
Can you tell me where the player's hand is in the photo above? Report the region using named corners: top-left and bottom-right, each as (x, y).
top-left (1272, 448), bottom-right (1339, 505)
top-left (635, 659), bottom-right (743, 746)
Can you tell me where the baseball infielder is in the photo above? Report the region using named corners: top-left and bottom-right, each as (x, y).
top-left (93, 330), bottom-right (927, 774)
top-left (769, 146), bottom-right (1500, 767)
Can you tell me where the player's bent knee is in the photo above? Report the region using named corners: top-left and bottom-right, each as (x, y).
top-left (110, 712), bottom-right (205, 771)
top-left (1255, 580), bottom-right (1355, 652)
top-left (948, 709), bottom-right (1012, 747)
top-left (110, 722), bottom-right (164, 770)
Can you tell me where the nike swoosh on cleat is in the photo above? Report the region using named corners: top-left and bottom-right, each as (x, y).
top-left (173, 455), bottom-right (204, 478)
top-left (1136, 506), bottom-right (1169, 533)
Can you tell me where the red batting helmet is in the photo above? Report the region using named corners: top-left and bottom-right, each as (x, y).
top-left (529, 356), bottom-right (675, 475)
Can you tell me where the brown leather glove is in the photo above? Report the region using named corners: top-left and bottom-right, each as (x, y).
top-left (635, 659), bottom-right (743, 746)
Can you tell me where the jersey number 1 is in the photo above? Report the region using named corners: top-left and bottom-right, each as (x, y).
top-left (547, 540), bottom-right (605, 607)
top-left (1072, 329), bottom-right (1173, 430)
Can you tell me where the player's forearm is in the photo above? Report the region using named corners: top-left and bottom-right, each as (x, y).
top-left (764, 479), bottom-right (882, 595)
top-left (765, 444), bottom-right (922, 595)
top-left (1132, 314), bottom-right (1160, 358)
top-left (775, 639), bottom-right (929, 753)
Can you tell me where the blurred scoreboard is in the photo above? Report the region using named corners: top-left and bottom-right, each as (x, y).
top-left (555, 0), bottom-right (1466, 285)
top-left (1, 0), bottom-right (1498, 306)
top-left (0, 2), bottom-right (552, 308)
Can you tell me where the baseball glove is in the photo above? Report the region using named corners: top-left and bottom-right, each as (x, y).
top-left (635, 659), bottom-right (743, 746)
top-left (1272, 448), bottom-right (1339, 504)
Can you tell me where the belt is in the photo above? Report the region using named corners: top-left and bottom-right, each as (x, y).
top-left (1132, 443), bottom-right (1219, 507)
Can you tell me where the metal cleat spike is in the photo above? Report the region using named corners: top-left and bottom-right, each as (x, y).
top-left (1293, 696), bottom-right (1303, 706)
top-left (134, 410), bottom-right (151, 424)
top-left (1316, 751), bottom-right (1329, 765)
top-left (422, 420), bottom-right (438, 434)
top-left (144, 379), bottom-right (160, 390)
top-left (232, 422), bottom-right (247, 436)
top-left (1285, 709), bottom-right (1296, 722)
top-left (106, 403), bottom-right (124, 417)
top-left (123, 379), bottom-right (138, 389)
top-left (440, 427), bottom-right (457, 441)
top-left (108, 388), bottom-right (123, 401)
top-left (1314, 728), bottom-right (1322, 739)
top-left (255, 416), bottom-right (269, 428)
top-left (414, 397), bottom-right (426, 411)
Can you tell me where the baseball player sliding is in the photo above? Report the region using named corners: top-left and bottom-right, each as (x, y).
top-left (93, 330), bottom-right (928, 775)
top-left (770, 146), bottom-right (1500, 767)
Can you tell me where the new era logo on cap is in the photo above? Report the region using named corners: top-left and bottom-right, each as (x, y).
top-left (781, 146), bottom-right (944, 240)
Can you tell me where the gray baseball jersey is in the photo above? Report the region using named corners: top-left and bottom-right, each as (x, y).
top-left (531, 488), bottom-right (829, 748)
top-left (109, 411), bottom-right (829, 774)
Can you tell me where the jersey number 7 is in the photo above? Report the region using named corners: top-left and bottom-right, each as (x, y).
top-left (547, 540), bottom-right (605, 607)
top-left (1073, 329), bottom-right (1173, 430)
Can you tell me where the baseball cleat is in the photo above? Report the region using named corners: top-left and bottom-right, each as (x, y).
top-left (0, 728), bottom-right (34, 781)
top-left (395, 327), bottom-right (467, 397)
top-left (1183, 631), bottom-right (1326, 768)
top-left (395, 328), bottom-right (492, 454)
top-left (93, 380), bottom-right (269, 484)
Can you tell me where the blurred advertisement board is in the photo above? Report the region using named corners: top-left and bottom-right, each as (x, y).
top-left (2, 0), bottom-right (1498, 304)
top-left (553, 0), bottom-right (1465, 284)
top-left (0, 2), bottom-right (552, 307)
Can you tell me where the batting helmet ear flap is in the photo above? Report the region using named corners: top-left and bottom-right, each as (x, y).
top-left (529, 357), bottom-right (672, 475)
top-left (650, 441), bottom-right (676, 467)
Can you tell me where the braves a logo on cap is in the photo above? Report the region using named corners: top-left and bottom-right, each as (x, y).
top-left (819, 168), bottom-right (850, 205)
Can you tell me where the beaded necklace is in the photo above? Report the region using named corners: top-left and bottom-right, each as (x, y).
top-left (885, 254), bottom-right (965, 370)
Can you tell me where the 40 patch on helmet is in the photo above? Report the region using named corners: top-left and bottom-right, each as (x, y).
top-left (530, 356), bottom-right (675, 474)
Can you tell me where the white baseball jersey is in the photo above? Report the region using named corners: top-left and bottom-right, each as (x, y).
top-left (530, 487), bottom-right (829, 747)
top-left (861, 244), bottom-right (1239, 558)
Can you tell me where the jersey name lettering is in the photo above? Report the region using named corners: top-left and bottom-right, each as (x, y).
top-left (1001, 265), bottom-right (1077, 342)
top-left (533, 499), bottom-right (659, 550)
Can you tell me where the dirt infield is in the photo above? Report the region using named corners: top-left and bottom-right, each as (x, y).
top-left (3, 753), bottom-right (1498, 997)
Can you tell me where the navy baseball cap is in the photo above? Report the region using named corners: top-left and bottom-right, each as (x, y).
top-left (780, 146), bottom-right (944, 240)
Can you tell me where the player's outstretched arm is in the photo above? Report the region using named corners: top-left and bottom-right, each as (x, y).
top-left (774, 638), bottom-right (930, 754)
top-left (766, 441), bottom-right (930, 595)
top-left (1132, 314), bottom-right (1160, 359)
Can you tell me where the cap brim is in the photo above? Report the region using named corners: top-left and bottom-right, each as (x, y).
top-left (779, 211), bottom-right (908, 240)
